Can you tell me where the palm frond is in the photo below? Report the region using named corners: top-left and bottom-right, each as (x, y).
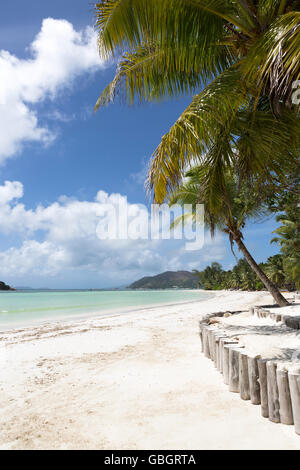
top-left (95, 40), bottom-right (232, 109)
top-left (241, 12), bottom-right (300, 103)
top-left (95, 0), bottom-right (254, 61)
top-left (146, 68), bottom-right (249, 203)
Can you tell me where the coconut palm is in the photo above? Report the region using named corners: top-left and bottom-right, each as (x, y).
top-left (271, 204), bottom-right (300, 288)
top-left (169, 164), bottom-right (289, 305)
top-left (264, 254), bottom-right (286, 287)
top-left (193, 262), bottom-right (224, 289)
top-left (95, 1), bottom-right (300, 202)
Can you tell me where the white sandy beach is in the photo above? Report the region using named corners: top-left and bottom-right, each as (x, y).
top-left (0, 290), bottom-right (299, 450)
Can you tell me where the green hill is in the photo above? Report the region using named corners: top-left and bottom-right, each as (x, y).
top-left (129, 271), bottom-right (199, 289)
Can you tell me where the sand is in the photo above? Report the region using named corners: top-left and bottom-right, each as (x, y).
top-left (211, 309), bottom-right (300, 364)
top-left (0, 290), bottom-right (299, 450)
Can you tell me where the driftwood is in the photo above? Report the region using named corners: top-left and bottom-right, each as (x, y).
top-left (277, 369), bottom-right (294, 425)
top-left (239, 351), bottom-right (250, 401)
top-left (288, 372), bottom-right (300, 435)
top-left (248, 356), bottom-right (261, 405)
top-left (257, 359), bottom-right (269, 418)
top-left (267, 361), bottom-right (280, 423)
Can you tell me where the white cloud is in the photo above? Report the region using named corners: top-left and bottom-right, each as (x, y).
top-left (129, 156), bottom-right (149, 185)
top-left (0, 181), bottom-right (226, 285)
top-left (0, 180), bottom-right (23, 204)
top-left (0, 18), bottom-right (104, 163)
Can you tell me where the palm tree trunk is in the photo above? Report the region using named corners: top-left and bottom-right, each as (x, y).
top-left (234, 237), bottom-right (289, 307)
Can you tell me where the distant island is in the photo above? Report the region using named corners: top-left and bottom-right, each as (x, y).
top-left (129, 271), bottom-right (199, 290)
top-left (0, 281), bottom-right (15, 291)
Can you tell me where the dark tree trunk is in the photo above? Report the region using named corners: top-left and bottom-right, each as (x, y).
top-left (234, 237), bottom-right (289, 307)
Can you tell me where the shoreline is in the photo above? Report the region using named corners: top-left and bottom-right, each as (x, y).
top-left (0, 290), bottom-right (213, 332)
top-left (0, 290), bottom-right (299, 450)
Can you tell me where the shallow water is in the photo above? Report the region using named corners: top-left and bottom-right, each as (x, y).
top-left (0, 289), bottom-right (211, 328)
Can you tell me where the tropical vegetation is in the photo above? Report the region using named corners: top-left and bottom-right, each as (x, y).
top-left (95, 1), bottom-right (300, 201)
top-left (272, 201), bottom-right (300, 289)
top-left (94, 1), bottom-right (300, 303)
top-left (170, 165), bottom-right (292, 304)
top-left (193, 254), bottom-right (298, 291)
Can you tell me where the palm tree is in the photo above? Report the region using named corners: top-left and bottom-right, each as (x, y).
top-left (169, 165), bottom-right (289, 306)
top-left (193, 262), bottom-right (224, 289)
top-left (271, 205), bottom-right (300, 289)
top-left (95, 1), bottom-right (300, 202)
top-left (232, 258), bottom-right (258, 291)
top-left (264, 254), bottom-right (286, 287)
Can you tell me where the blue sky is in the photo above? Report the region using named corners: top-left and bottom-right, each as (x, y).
top-left (0, 1), bottom-right (280, 288)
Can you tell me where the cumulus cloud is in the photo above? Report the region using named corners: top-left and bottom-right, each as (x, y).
top-left (0, 18), bottom-right (104, 163)
top-left (0, 181), bottom-right (23, 204)
top-left (0, 181), bottom-right (226, 285)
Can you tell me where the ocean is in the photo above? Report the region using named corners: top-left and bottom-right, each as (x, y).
top-left (0, 289), bottom-right (211, 328)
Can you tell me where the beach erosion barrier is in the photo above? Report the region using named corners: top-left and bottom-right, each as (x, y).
top-left (251, 305), bottom-right (300, 330)
top-left (199, 308), bottom-right (300, 436)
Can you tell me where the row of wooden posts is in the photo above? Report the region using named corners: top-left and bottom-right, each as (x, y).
top-left (253, 306), bottom-right (300, 330)
top-left (199, 308), bottom-right (300, 436)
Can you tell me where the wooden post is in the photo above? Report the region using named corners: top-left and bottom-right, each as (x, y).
top-left (267, 361), bottom-right (280, 423)
top-left (199, 327), bottom-right (204, 353)
top-left (223, 343), bottom-right (238, 386)
top-left (288, 372), bottom-right (300, 435)
top-left (202, 326), bottom-right (210, 359)
top-left (211, 330), bottom-right (220, 368)
top-left (239, 351), bottom-right (250, 400)
top-left (256, 309), bottom-right (261, 319)
top-left (229, 347), bottom-right (243, 393)
top-left (219, 338), bottom-right (227, 374)
top-left (261, 310), bottom-right (267, 318)
top-left (214, 338), bottom-right (219, 368)
top-left (277, 368), bottom-right (294, 425)
top-left (215, 335), bottom-right (227, 371)
top-left (258, 359), bottom-right (269, 418)
top-left (248, 356), bottom-right (261, 405)
top-left (208, 329), bottom-right (215, 362)
top-left (220, 339), bottom-right (238, 378)
top-left (283, 315), bottom-right (300, 330)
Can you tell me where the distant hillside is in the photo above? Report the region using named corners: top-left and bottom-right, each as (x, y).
top-left (129, 271), bottom-right (199, 289)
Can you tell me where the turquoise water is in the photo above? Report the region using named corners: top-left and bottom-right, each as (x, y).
top-left (0, 289), bottom-right (211, 328)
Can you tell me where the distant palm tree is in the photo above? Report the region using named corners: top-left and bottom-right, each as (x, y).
top-left (95, 1), bottom-right (300, 202)
top-left (264, 255), bottom-right (286, 287)
top-left (193, 262), bottom-right (224, 289)
top-left (169, 165), bottom-right (289, 306)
